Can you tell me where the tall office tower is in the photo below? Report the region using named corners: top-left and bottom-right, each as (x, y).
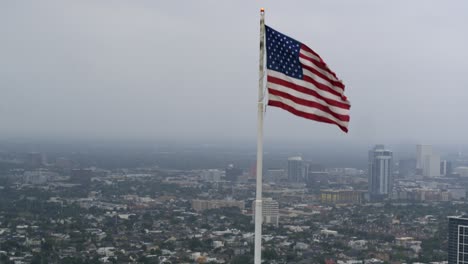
top-left (303, 163), bottom-right (310, 182)
top-left (368, 145), bottom-right (393, 199)
top-left (424, 153), bottom-right (441, 177)
top-left (288, 156), bottom-right (303, 183)
top-left (416, 144), bottom-right (440, 177)
top-left (416, 145), bottom-right (432, 170)
top-left (252, 198), bottom-right (279, 226)
top-left (448, 216), bottom-right (468, 264)
top-left (441, 160), bottom-right (453, 176)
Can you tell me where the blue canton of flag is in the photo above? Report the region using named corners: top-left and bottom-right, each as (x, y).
top-left (266, 26), bottom-right (303, 79)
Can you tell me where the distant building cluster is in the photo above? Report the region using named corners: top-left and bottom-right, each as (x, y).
top-left (2, 144), bottom-right (468, 263)
top-left (23, 169), bottom-right (58, 185)
top-left (200, 169), bottom-right (223, 182)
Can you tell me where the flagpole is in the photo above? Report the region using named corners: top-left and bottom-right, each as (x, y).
top-left (254, 7), bottom-right (265, 264)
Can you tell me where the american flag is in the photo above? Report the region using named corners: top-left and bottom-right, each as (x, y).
top-left (265, 25), bottom-right (350, 132)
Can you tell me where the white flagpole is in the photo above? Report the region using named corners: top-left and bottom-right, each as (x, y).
top-left (254, 7), bottom-right (265, 264)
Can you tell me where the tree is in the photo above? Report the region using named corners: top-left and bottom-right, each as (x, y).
top-left (263, 249), bottom-right (278, 260)
top-left (231, 255), bottom-right (253, 264)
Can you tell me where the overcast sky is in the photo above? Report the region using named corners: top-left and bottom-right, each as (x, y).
top-left (1, 1), bottom-right (467, 145)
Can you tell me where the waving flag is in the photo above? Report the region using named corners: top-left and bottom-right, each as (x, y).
top-left (265, 25), bottom-right (350, 132)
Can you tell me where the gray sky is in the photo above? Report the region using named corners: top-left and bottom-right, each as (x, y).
top-left (1, 1), bottom-right (467, 145)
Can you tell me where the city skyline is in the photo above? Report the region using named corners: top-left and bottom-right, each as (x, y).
top-left (2, 1), bottom-right (468, 263)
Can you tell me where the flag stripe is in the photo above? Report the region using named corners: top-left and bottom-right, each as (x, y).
top-left (300, 45), bottom-right (340, 80)
top-left (299, 55), bottom-right (345, 90)
top-left (268, 71), bottom-right (350, 109)
top-left (268, 88), bottom-right (350, 122)
top-left (302, 68), bottom-right (344, 98)
top-left (268, 99), bottom-right (348, 133)
top-left (267, 83), bottom-right (349, 116)
top-left (268, 94), bottom-right (349, 127)
top-left (268, 70), bottom-right (346, 103)
top-left (299, 49), bottom-right (322, 64)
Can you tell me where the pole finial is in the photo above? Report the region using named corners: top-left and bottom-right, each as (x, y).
top-left (260, 7), bottom-right (265, 13)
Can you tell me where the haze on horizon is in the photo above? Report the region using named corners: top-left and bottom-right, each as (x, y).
top-left (1, 1), bottom-right (467, 145)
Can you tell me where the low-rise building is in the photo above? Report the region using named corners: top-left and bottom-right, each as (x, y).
top-left (321, 189), bottom-right (365, 204)
top-left (191, 199), bottom-right (244, 212)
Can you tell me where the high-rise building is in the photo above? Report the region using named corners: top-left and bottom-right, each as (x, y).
top-left (252, 198), bottom-right (279, 226)
top-left (417, 145), bottom-right (432, 170)
top-left (448, 216), bottom-right (468, 264)
top-left (368, 145), bottom-right (393, 199)
top-left (288, 157), bottom-right (303, 183)
top-left (424, 153), bottom-right (441, 177)
top-left (416, 144), bottom-right (440, 177)
top-left (441, 160), bottom-right (453, 176)
top-left (303, 163), bottom-right (310, 182)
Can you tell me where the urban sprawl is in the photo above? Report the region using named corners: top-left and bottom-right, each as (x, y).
top-left (1, 144), bottom-right (468, 263)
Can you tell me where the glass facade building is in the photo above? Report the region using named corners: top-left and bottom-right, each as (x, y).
top-left (448, 216), bottom-right (468, 264)
top-left (287, 156), bottom-right (303, 183)
top-left (368, 145), bottom-right (393, 199)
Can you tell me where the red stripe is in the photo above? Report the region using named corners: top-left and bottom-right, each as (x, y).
top-left (299, 55), bottom-right (345, 90)
top-left (268, 88), bottom-right (350, 122)
top-left (268, 100), bottom-right (348, 133)
top-left (301, 44), bottom-right (339, 79)
top-left (267, 75), bottom-right (350, 110)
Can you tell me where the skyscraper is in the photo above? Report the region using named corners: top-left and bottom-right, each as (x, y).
top-left (441, 160), bottom-right (453, 176)
top-left (448, 216), bottom-right (468, 264)
top-left (287, 156), bottom-right (303, 183)
top-left (416, 145), bottom-right (432, 170)
top-left (368, 145), bottom-right (393, 199)
top-left (417, 144), bottom-right (440, 177)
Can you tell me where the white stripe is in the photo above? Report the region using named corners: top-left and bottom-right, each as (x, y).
top-left (302, 67), bottom-right (344, 96)
top-left (267, 70), bottom-right (350, 105)
top-left (268, 82), bottom-right (349, 115)
top-left (269, 94), bottom-right (349, 127)
top-left (299, 54), bottom-right (344, 89)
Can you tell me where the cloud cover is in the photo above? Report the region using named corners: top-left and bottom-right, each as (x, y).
top-left (1, 1), bottom-right (467, 145)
